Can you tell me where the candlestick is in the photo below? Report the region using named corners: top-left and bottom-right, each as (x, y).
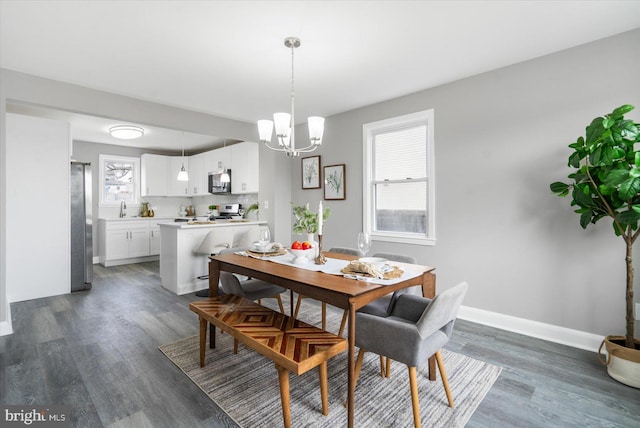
top-left (318, 201), bottom-right (323, 235)
top-left (315, 234), bottom-right (327, 264)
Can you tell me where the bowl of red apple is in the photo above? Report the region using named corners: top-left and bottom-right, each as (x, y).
top-left (288, 240), bottom-right (314, 264)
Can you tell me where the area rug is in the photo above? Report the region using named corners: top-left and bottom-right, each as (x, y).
top-left (160, 301), bottom-right (501, 427)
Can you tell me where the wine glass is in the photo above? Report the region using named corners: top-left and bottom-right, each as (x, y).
top-left (258, 227), bottom-right (271, 254)
top-left (357, 232), bottom-right (371, 256)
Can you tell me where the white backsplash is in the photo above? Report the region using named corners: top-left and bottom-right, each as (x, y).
top-left (99, 194), bottom-right (258, 219)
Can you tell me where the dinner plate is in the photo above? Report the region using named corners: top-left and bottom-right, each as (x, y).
top-left (249, 247), bottom-right (280, 254)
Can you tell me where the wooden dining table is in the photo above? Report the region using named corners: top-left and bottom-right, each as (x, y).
top-left (206, 251), bottom-right (436, 428)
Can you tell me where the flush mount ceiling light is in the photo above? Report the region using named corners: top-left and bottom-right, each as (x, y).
top-left (109, 125), bottom-right (145, 140)
top-left (257, 37), bottom-right (325, 157)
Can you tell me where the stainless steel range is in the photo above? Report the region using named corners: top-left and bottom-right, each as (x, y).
top-left (213, 203), bottom-right (242, 220)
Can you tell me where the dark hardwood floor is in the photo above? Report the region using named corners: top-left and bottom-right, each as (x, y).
top-left (1, 262), bottom-right (638, 427)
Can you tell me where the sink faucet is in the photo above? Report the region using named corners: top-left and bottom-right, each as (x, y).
top-left (120, 200), bottom-right (127, 218)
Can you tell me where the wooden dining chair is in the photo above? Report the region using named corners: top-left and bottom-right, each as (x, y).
top-left (353, 282), bottom-right (469, 428)
top-left (293, 247), bottom-right (362, 333)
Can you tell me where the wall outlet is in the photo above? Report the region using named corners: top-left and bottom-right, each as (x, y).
top-left (263, 200), bottom-right (269, 209)
top-left (636, 303), bottom-right (640, 320)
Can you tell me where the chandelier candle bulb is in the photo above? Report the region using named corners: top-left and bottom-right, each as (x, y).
top-left (318, 201), bottom-right (323, 235)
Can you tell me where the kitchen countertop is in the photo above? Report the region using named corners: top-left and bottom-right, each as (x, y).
top-left (160, 219), bottom-right (266, 228)
top-left (99, 217), bottom-right (174, 221)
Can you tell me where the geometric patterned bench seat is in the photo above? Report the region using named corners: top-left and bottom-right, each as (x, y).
top-left (189, 295), bottom-right (347, 428)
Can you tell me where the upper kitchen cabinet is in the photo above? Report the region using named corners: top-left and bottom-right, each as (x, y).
top-left (189, 152), bottom-right (207, 196)
top-left (231, 142), bottom-right (259, 194)
top-left (141, 154), bottom-right (168, 196)
top-left (209, 145), bottom-right (232, 175)
top-left (168, 156), bottom-right (191, 196)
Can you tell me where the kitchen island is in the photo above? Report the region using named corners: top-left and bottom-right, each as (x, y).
top-left (159, 220), bottom-right (267, 295)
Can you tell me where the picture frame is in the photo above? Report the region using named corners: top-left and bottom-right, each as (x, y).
top-left (323, 164), bottom-right (346, 200)
top-left (301, 155), bottom-right (321, 189)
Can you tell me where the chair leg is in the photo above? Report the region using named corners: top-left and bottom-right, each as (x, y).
top-left (275, 294), bottom-right (285, 314)
top-left (385, 356), bottom-right (392, 378)
top-left (318, 361), bottom-right (329, 416)
top-left (408, 366), bottom-right (421, 428)
top-left (435, 350), bottom-right (455, 408)
top-left (338, 310), bottom-right (348, 337)
top-left (233, 338), bottom-right (238, 354)
top-left (293, 294), bottom-right (303, 318)
top-left (380, 355), bottom-right (386, 377)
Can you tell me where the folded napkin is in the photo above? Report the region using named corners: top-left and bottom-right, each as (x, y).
top-left (340, 260), bottom-right (404, 279)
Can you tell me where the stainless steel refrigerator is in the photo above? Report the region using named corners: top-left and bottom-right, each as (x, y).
top-left (70, 161), bottom-right (93, 291)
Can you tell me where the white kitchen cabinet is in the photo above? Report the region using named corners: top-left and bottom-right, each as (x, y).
top-left (141, 154), bottom-right (169, 196)
top-left (231, 141), bottom-right (259, 194)
top-left (99, 219), bottom-right (153, 266)
top-left (168, 156), bottom-right (191, 196)
top-left (210, 146), bottom-right (232, 175)
top-left (188, 152), bottom-right (208, 196)
top-left (149, 219), bottom-right (167, 255)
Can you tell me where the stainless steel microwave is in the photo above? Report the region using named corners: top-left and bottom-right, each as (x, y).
top-left (208, 170), bottom-right (231, 194)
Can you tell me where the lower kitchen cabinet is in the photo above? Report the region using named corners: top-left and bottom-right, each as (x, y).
top-left (99, 218), bottom-right (170, 266)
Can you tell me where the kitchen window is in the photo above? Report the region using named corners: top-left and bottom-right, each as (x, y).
top-left (99, 154), bottom-right (140, 205)
top-left (363, 109), bottom-right (435, 245)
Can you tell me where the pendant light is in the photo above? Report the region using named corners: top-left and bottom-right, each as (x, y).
top-left (177, 133), bottom-right (189, 181)
top-left (257, 37), bottom-right (325, 157)
top-left (220, 139), bottom-right (230, 183)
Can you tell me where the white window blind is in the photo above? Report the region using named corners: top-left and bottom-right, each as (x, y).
top-left (363, 109), bottom-right (435, 246)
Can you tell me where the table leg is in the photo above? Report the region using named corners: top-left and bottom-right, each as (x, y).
top-left (347, 300), bottom-right (356, 428)
top-left (199, 317), bottom-right (207, 367)
top-left (208, 259), bottom-right (221, 349)
top-left (422, 271), bottom-right (437, 381)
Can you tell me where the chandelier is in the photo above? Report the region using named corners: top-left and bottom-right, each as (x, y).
top-left (257, 37), bottom-right (325, 157)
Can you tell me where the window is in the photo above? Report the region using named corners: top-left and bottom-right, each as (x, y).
top-left (363, 109), bottom-right (435, 245)
top-left (99, 154), bottom-right (140, 205)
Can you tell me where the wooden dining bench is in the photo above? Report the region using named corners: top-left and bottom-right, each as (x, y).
top-left (189, 295), bottom-right (347, 428)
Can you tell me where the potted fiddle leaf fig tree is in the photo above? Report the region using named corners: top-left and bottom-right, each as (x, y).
top-left (550, 104), bottom-right (640, 388)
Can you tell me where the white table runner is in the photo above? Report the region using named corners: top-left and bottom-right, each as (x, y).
top-left (236, 252), bottom-right (423, 286)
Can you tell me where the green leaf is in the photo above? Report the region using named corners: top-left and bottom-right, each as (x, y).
top-left (610, 104), bottom-right (635, 119)
top-left (550, 182), bottom-right (569, 194)
top-left (603, 169), bottom-right (629, 187)
top-left (603, 118), bottom-right (615, 129)
top-left (586, 117), bottom-right (605, 145)
top-left (619, 177), bottom-right (640, 200)
top-left (568, 152), bottom-right (582, 168)
top-left (618, 209), bottom-right (640, 226)
top-left (579, 210), bottom-right (592, 228)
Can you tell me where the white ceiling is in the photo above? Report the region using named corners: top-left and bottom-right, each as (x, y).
top-left (2, 1), bottom-right (640, 151)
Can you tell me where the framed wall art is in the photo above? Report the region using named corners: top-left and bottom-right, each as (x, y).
top-left (324, 164), bottom-right (346, 200)
top-left (301, 155), bottom-right (321, 189)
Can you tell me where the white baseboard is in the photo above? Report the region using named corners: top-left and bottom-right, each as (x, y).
top-left (0, 300), bottom-right (13, 336)
top-left (458, 305), bottom-right (604, 353)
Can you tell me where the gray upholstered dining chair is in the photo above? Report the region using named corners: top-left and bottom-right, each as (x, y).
top-left (217, 247), bottom-right (287, 314)
top-left (293, 247), bottom-right (362, 333)
top-left (357, 252), bottom-right (418, 376)
top-left (353, 282), bottom-right (469, 428)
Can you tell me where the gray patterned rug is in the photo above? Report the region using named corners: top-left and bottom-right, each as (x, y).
top-left (160, 299), bottom-right (501, 427)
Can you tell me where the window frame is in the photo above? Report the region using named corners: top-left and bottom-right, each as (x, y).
top-left (98, 154), bottom-right (141, 206)
top-left (362, 109), bottom-right (436, 246)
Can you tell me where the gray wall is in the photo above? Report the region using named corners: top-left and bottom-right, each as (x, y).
top-left (291, 29), bottom-right (640, 337)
